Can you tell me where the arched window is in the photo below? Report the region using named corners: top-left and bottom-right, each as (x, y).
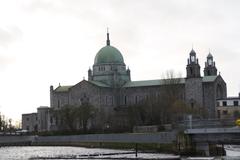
top-left (57, 100), bottom-right (60, 108)
top-left (190, 68), bottom-right (193, 75)
top-left (135, 96), bottom-right (138, 104)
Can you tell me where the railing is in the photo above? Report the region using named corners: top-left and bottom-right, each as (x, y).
top-left (178, 118), bottom-right (236, 129)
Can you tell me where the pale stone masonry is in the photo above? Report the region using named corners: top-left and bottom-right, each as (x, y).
top-left (22, 113), bottom-right (38, 132)
top-left (22, 106), bottom-right (50, 132)
top-left (49, 33), bottom-right (227, 131)
top-left (22, 32), bottom-right (228, 132)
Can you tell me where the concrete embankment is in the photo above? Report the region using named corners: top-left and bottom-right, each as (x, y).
top-left (0, 136), bottom-right (35, 146)
top-left (0, 132), bottom-right (177, 150)
top-left (33, 132), bottom-right (176, 146)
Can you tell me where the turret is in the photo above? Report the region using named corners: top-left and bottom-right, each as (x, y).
top-left (88, 68), bottom-right (93, 81)
top-left (186, 49), bottom-right (201, 78)
top-left (50, 85), bottom-right (54, 107)
top-left (127, 67), bottom-right (131, 81)
top-left (204, 53), bottom-right (217, 76)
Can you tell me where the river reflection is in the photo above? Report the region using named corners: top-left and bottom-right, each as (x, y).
top-left (0, 146), bottom-right (179, 159)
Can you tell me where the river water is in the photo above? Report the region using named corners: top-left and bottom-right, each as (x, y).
top-left (0, 146), bottom-right (238, 160)
top-left (0, 146), bottom-right (179, 160)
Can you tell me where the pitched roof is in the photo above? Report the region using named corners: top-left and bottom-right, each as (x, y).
top-left (54, 81), bottom-right (110, 93)
top-left (54, 85), bottom-right (73, 92)
top-left (123, 78), bottom-right (185, 88)
top-left (88, 80), bottom-right (110, 88)
top-left (202, 75), bottom-right (218, 82)
top-left (54, 76), bottom-right (218, 91)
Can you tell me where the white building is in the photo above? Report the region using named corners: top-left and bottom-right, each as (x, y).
top-left (216, 93), bottom-right (240, 119)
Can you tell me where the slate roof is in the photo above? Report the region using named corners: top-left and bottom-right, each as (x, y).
top-left (54, 81), bottom-right (110, 92)
top-left (123, 76), bottom-right (218, 88)
top-left (88, 80), bottom-right (110, 88)
top-left (54, 76), bottom-right (219, 91)
top-left (123, 78), bottom-right (185, 88)
top-left (202, 75), bottom-right (218, 82)
top-left (54, 85), bottom-right (73, 92)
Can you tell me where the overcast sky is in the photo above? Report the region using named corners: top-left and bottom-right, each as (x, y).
top-left (0, 0), bottom-right (240, 122)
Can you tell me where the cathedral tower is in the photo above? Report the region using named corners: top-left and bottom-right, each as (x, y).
top-left (186, 49), bottom-right (201, 78)
top-left (204, 53), bottom-right (217, 76)
top-left (185, 49), bottom-right (203, 109)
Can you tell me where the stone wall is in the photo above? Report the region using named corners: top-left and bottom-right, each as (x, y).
top-left (185, 78), bottom-right (203, 108)
top-left (22, 113), bottom-right (38, 132)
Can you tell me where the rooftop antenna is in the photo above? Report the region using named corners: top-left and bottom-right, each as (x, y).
top-left (106, 27), bottom-right (110, 46)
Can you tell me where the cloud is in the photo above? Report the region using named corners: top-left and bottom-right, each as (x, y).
top-left (0, 26), bottom-right (22, 47)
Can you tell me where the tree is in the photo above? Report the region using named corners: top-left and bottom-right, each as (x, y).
top-left (51, 105), bottom-right (77, 131)
top-left (126, 70), bottom-right (199, 127)
top-left (75, 103), bottom-right (96, 133)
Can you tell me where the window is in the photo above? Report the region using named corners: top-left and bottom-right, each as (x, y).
top-left (191, 102), bottom-right (194, 109)
top-left (124, 96), bottom-right (127, 105)
top-left (190, 68), bottom-right (193, 75)
top-left (222, 101), bottom-right (227, 106)
top-left (26, 117), bottom-right (29, 121)
top-left (207, 70), bottom-right (210, 76)
top-left (217, 102), bottom-right (220, 106)
top-left (234, 101), bottom-right (239, 106)
top-left (50, 117), bottom-right (53, 124)
top-left (191, 56), bottom-right (195, 62)
top-left (217, 110), bottom-right (220, 118)
top-left (223, 110), bottom-right (228, 115)
top-left (57, 100), bottom-right (61, 108)
top-left (208, 59), bottom-right (212, 65)
top-left (135, 96), bottom-right (138, 104)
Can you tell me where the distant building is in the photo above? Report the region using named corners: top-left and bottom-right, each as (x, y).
top-left (216, 93), bottom-right (240, 119)
top-left (22, 106), bottom-right (50, 132)
top-left (37, 106), bottom-right (50, 132)
top-left (22, 113), bottom-right (38, 132)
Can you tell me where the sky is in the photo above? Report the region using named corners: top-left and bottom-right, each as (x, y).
top-left (0, 0), bottom-right (240, 122)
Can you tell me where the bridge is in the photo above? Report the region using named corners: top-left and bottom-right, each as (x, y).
top-left (184, 126), bottom-right (240, 156)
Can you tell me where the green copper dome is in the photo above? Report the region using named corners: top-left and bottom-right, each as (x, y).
top-left (94, 45), bottom-right (124, 65)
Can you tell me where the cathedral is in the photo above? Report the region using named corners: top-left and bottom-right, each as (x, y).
top-left (47, 32), bottom-right (227, 131)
